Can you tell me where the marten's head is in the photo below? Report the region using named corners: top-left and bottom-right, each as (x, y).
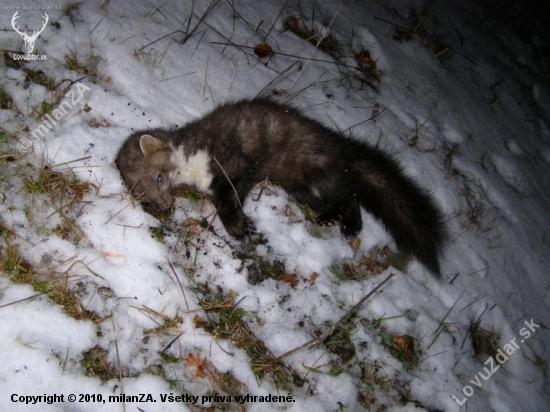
top-left (115, 134), bottom-right (175, 212)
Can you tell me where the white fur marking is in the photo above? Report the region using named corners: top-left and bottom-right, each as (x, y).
top-left (170, 146), bottom-right (213, 193)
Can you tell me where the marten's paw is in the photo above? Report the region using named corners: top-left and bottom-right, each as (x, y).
top-left (316, 211), bottom-right (340, 227)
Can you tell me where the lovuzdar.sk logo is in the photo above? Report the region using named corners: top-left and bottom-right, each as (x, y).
top-left (11, 11), bottom-right (49, 60)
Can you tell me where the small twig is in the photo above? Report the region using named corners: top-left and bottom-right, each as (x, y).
top-left (161, 332), bottom-right (183, 355)
top-left (201, 21), bottom-right (269, 71)
top-left (342, 107), bottom-right (387, 134)
top-left (90, 16), bottom-right (105, 35)
top-left (195, 0), bottom-right (220, 30)
top-left (255, 61), bottom-right (299, 98)
top-left (138, 1), bottom-right (217, 50)
top-left (427, 290), bottom-right (463, 349)
top-left (373, 15), bottom-right (405, 30)
top-left (159, 71), bottom-right (196, 83)
top-left (461, 303), bottom-right (488, 349)
top-left (276, 272), bottom-right (395, 360)
top-left (53, 76), bottom-right (87, 91)
top-left (0, 291), bottom-right (49, 309)
top-left (185, 0), bottom-right (195, 33)
top-left (262, 0), bottom-right (289, 42)
top-left (110, 316), bottom-right (125, 412)
top-left (62, 348), bottom-right (70, 373)
top-left (459, 292), bottom-right (486, 312)
top-left (167, 258), bottom-right (190, 313)
top-left (105, 202), bottom-right (131, 224)
top-left (67, 257), bottom-right (98, 277)
top-left (183, 0), bottom-right (220, 45)
top-left (139, 30), bottom-right (185, 51)
top-left (288, 7), bottom-right (340, 91)
top-left (202, 56), bottom-right (209, 98)
top-left (143, 0), bottom-right (170, 19)
top-left (50, 155), bottom-right (91, 168)
top-left (224, 0), bottom-right (262, 36)
top-left (210, 42), bottom-right (358, 70)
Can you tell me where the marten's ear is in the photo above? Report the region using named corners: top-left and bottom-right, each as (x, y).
top-left (139, 134), bottom-right (166, 156)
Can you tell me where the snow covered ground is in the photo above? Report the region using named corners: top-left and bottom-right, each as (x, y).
top-left (1, 0), bottom-right (549, 411)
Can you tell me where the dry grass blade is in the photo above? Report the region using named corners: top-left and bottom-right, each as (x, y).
top-left (196, 288), bottom-right (301, 389)
top-left (277, 272), bottom-right (395, 360)
top-left (167, 258), bottom-right (191, 313)
top-left (139, 0), bottom-right (219, 51)
top-left (0, 291), bottom-right (49, 309)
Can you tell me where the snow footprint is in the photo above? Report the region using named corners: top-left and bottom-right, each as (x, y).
top-left (491, 153), bottom-right (524, 192)
top-left (505, 138), bottom-right (524, 157)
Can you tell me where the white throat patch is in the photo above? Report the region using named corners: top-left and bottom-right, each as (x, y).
top-left (170, 146), bottom-right (213, 193)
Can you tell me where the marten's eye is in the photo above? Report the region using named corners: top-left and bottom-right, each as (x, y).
top-left (157, 174), bottom-right (164, 185)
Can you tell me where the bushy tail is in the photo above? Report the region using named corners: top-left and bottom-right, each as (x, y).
top-left (352, 146), bottom-right (447, 277)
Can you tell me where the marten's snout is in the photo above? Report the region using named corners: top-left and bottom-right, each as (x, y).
top-left (155, 193), bottom-right (174, 212)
